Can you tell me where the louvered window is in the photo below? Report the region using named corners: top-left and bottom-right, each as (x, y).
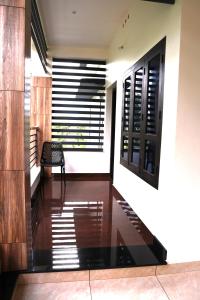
top-left (121, 75), bottom-right (131, 161)
top-left (120, 38), bottom-right (166, 188)
top-left (52, 58), bottom-right (106, 151)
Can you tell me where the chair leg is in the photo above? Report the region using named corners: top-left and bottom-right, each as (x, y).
top-left (40, 166), bottom-right (44, 201)
top-left (59, 166), bottom-right (66, 215)
top-left (41, 166), bottom-right (44, 178)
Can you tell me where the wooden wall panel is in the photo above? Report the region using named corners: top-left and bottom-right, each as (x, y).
top-left (0, 171), bottom-right (26, 243)
top-left (30, 113), bottom-right (39, 128)
top-left (31, 87), bottom-right (52, 116)
top-left (30, 77), bottom-right (52, 176)
top-left (30, 87), bottom-right (38, 117)
top-left (32, 77), bottom-right (52, 88)
top-left (0, 243), bottom-right (27, 271)
top-left (0, 1), bottom-right (31, 271)
top-left (0, 6), bottom-right (25, 91)
top-left (41, 88), bottom-right (52, 115)
top-left (39, 114), bottom-right (51, 161)
top-left (0, 91), bottom-right (24, 170)
top-left (0, 0), bottom-right (25, 8)
top-left (39, 114), bottom-right (52, 142)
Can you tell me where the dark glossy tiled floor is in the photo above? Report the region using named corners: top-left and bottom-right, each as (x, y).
top-left (31, 176), bottom-right (166, 271)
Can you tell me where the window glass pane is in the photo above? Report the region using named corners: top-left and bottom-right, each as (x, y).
top-left (131, 138), bottom-right (140, 167)
top-left (133, 68), bottom-right (143, 133)
top-left (121, 136), bottom-right (129, 161)
top-left (146, 54), bottom-right (160, 134)
top-left (144, 140), bottom-right (156, 174)
top-left (123, 76), bottom-right (131, 131)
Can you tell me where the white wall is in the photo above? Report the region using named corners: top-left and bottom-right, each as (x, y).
top-left (30, 165), bottom-right (40, 186)
top-left (108, 0), bottom-right (185, 263)
top-left (175, 0), bottom-right (200, 194)
top-left (31, 40), bottom-right (48, 76)
top-left (172, 0), bottom-right (200, 262)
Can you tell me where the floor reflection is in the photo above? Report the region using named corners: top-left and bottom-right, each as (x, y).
top-left (51, 200), bottom-right (104, 270)
top-left (31, 177), bottom-right (166, 271)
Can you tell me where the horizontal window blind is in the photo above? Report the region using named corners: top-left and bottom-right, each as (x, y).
top-left (52, 58), bottom-right (106, 151)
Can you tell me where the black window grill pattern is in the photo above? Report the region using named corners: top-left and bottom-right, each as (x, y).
top-left (120, 38), bottom-right (166, 189)
top-left (52, 58), bottom-right (106, 152)
top-left (133, 68), bottom-right (143, 133)
top-left (31, 0), bottom-right (48, 73)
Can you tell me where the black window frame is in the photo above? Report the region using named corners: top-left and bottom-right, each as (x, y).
top-left (120, 38), bottom-right (166, 189)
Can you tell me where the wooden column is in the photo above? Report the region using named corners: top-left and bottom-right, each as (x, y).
top-left (30, 76), bottom-right (52, 176)
top-left (0, 0), bottom-right (31, 271)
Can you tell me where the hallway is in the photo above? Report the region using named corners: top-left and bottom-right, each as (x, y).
top-left (31, 176), bottom-right (166, 271)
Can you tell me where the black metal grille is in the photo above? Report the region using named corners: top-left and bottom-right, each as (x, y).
top-left (30, 127), bottom-right (39, 169)
top-left (31, 0), bottom-right (48, 73)
top-left (52, 58), bottom-right (106, 152)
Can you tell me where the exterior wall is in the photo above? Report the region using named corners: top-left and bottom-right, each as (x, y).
top-left (107, 0), bottom-right (183, 263)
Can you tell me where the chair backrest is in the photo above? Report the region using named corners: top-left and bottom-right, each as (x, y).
top-left (40, 142), bottom-right (65, 166)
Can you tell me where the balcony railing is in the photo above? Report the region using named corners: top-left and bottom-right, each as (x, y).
top-left (30, 127), bottom-right (40, 169)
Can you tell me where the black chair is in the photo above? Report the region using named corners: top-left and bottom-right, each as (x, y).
top-left (40, 141), bottom-right (66, 184)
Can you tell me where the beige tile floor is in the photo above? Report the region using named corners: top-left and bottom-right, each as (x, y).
top-left (12, 265), bottom-right (200, 300)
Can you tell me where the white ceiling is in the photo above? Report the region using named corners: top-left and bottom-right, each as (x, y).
top-left (37, 0), bottom-right (133, 48)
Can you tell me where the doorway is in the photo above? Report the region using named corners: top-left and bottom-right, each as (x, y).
top-left (110, 82), bottom-right (117, 181)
